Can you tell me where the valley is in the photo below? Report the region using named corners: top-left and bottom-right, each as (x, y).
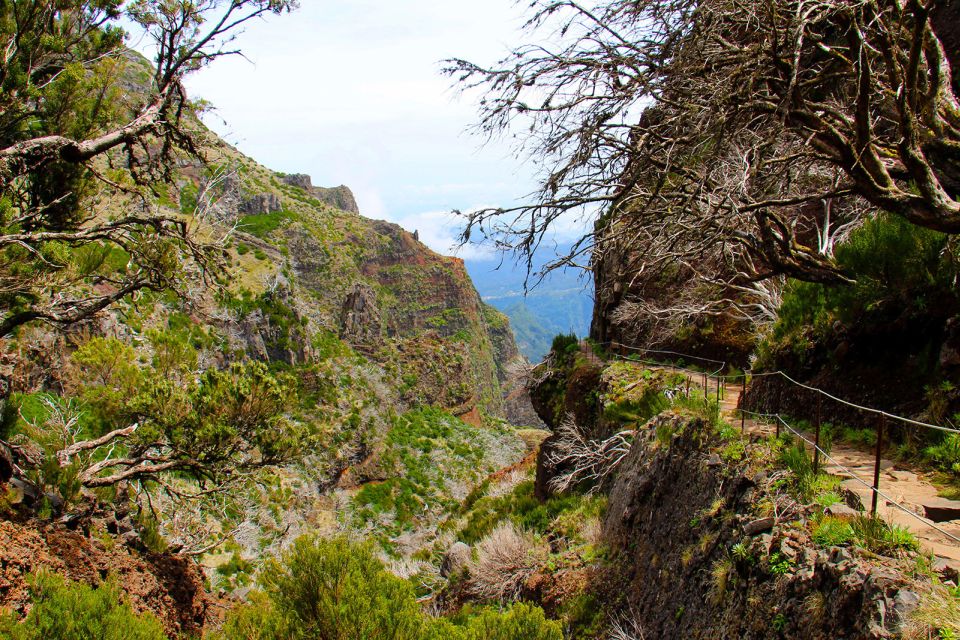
top-left (1, 1), bottom-right (960, 639)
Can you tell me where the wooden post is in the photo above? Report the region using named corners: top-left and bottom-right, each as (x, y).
top-left (740, 375), bottom-right (746, 433)
top-left (685, 378), bottom-right (690, 398)
top-left (871, 416), bottom-right (885, 516)
top-left (702, 372), bottom-right (708, 406)
top-left (813, 394), bottom-right (822, 473)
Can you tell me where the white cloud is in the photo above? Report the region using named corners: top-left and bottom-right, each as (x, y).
top-left (132, 1), bottom-right (600, 267)
top-left (382, 209), bottom-right (494, 260)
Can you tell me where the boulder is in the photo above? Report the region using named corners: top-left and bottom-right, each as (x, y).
top-left (825, 503), bottom-right (861, 519)
top-left (921, 497), bottom-right (960, 522)
top-left (743, 517), bottom-right (775, 536)
top-left (934, 556), bottom-right (960, 582)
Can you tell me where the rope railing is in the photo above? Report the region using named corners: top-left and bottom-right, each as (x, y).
top-left (741, 408), bottom-right (960, 547)
top-left (603, 341), bottom-right (960, 437)
top-left (594, 339), bottom-right (960, 549)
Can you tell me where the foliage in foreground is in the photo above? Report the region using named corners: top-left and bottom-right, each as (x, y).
top-left (0, 572), bottom-right (166, 640)
top-left (218, 535), bottom-right (562, 640)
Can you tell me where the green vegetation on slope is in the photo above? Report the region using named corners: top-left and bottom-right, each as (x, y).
top-left (217, 535), bottom-right (562, 640)
top-left (0, 572), bottom-right (166, 640)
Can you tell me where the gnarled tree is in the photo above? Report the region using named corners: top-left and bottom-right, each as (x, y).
top-left (0, 0), bottom-right (296, 338)
top-left (447, 0), bottom-right (960, 335)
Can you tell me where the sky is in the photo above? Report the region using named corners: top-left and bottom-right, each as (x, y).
top-left (173, 0), bottom-right (567, 262)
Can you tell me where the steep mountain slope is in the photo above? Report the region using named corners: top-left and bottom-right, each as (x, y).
top-left (0, 58), bottom-right (534, 623)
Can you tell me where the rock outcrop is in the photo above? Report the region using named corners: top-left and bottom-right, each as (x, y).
top-left (603, 413), bottom-right (915, 639)
top-left (281, 173), bottom-right (360, 214)
top-left (339, 283), bottom-right (382, 350)
top-left (239, 192), bottom-right (282, 215)
top-left (527, 351), bottom-right (925, 639)
top-left (0, 519), bottom-right (216, 637)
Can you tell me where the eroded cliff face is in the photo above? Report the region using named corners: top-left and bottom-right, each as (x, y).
top-left (528, 352), bottom-right (924, 639)
top-left (590, 216), bottom-right (755, 367)
top-left (604, 414), bottom-right (915, 639)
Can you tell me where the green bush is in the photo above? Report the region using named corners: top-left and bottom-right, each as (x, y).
top-left (352, 408), bottom-right (492, 540)
top-left (550, 333), bottom-right (579, 356)
top-left (773, 214), bottom-right (956, 341)
top-left (218, 535), bottom-right (562, 640)
top-left (0, 572), bottom-right (166, 640)
top-left (457, 480), bottom-right (605, 545)
top-left (850, 515), bottom-right (919, 556)
top-left (812, 516), bottom-right (855, 547)
top-left (239, 211), bottom-right (293, 238)
top-left (923, 433), bottom-right (960, 474)
top-left (778, 441), bottom-right (840, 503)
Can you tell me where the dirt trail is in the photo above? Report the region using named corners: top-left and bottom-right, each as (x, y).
top-left (652, 363), bottom-right (960, 562)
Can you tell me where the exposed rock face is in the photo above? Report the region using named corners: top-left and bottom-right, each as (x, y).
top-left (238, 288), bottom-right (311, 365)
top-left (603, 414), bottom-right (915, 639)
top-left (282, 173), bottom-right (314, 191)
top-left (503, 386), bottom-right (546, 429)
top-left (527, 353), bottom-right (922, 639)
top-left (528, 351), bottom-right (604, 500)
top-left (314, 185), bottom-right (359, 214)
top-left (590, 219), bottom-right (755, 367)
top-left (0, 519), bottom-right (216, 637)
top-left (239, 193), bottom-right (282, 215)
top-left (339, 283), bottom-right (383, 350)
top-left (281, 173), bottom-right (360, 214)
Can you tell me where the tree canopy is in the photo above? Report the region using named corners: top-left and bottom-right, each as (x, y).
top-left (447, 0), bottom-right (960, 325)
top-left (0, 0), bottom-right (296, 338)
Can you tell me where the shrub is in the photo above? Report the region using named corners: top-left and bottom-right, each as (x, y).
top-left (469, 522), bottom-right (548, 602)
top-left (923, 434), bottom-right (960, 474)
top-left (812, 516), bottom-right (855, 547)
top-left (0, 572), bottom-right (166, 640)
top-left (449, 603), bottom-right (563, 640)
top-left (850, 516), bottom-right (919, 556)
top-left (255, 536), bottom-right (422, 639)
top-left (551, 333), bottom-right (580, 356)
top-left (218, 535), bottom-right (561, 640)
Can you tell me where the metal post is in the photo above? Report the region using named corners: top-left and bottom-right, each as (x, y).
top-left (702, 372), bottom-right (708, 406)
top-left (813, 394), bottom-right (822, 473)
top-left (871, 416), bottom-right (885, 516)
top-left (741, 375), bottom-right (746, 433)
top-left (716, 376), bottom-right (721, 405)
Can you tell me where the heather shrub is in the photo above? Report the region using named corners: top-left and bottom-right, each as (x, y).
top-left (218, 535), bottom-right (561, 640)
top-left (469, 522), bottom-right (548, 602)
top-left (0, 572), bottom-right (166, 640)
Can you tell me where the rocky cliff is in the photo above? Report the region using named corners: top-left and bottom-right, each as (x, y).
top-left (524, 349), bottom-right (935, 639)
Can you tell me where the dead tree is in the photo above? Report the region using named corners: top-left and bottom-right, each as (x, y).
top-left (447, 0), bottom-right (960, 321)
